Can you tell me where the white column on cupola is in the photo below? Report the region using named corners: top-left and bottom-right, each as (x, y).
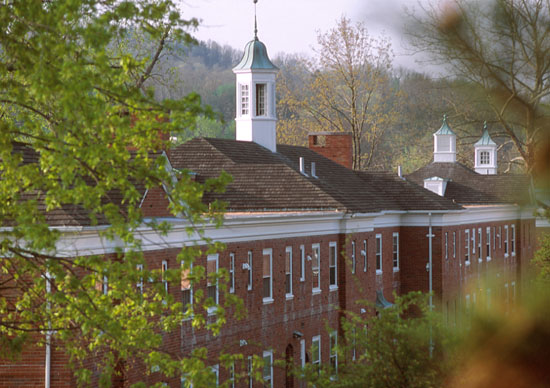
top-left (474, 122), bottom-right (498, 175)
top-left (232, 0), bottom-right (278, 152)
top-left (433, 114), bottom-right (457, 163)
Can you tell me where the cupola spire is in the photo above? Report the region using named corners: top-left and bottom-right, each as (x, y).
top-left (254, 0), bottom-right (258, 40)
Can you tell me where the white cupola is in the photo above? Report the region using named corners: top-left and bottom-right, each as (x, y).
top-left (232, 7), bottom-right (278, 152)
top-left (433, 115), bottom-right (456, 163)
top-left (474, 122), bottom-right (497, 175)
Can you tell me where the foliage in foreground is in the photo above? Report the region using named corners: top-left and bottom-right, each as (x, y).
top-left (300, 292), bottom-right (456, 388)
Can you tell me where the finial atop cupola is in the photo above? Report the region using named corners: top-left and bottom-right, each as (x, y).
top-left (254, 0), bottom-right (258, 40)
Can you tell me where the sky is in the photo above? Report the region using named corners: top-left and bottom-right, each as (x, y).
top-left (177, 0), bottom-right (426, 70)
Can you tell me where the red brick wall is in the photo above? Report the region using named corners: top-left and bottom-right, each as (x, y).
top-left (308, 132), bottom-right (353, 169)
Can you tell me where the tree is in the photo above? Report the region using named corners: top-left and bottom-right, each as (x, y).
top-left (277, 17), bottom-right (397, 170)
top-left (299, 292), bottom-right (455, 388)
top-left (0, 1), bottom-right (234, 386)
top-left (407, 0), bottom-right (550, 178)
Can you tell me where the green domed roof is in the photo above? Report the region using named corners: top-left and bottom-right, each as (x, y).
top-left (474, 122), bottom-right (497, 146)
top-left (233, 38), bottom-right (278, 71)
top-left (434, 114), bottom-right (456, 136)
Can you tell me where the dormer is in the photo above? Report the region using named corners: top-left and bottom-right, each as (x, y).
top-left (433, 115), bottom-right (456, 163)
top-left (424, 176), bottom-right (450, 196)
top-left (474, 122), bottom-right (497, 175)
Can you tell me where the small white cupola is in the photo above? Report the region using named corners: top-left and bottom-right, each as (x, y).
top-left (474, 122), bottom-right (497, 175)
top-left (424, 176), bottom-right (450, 196)
top-left (233, 2), bottom-right (278, 152)
top-left (433, 114), bottom-right (456, 163)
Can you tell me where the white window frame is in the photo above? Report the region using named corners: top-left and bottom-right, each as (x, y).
top-left (330, 331), bottom-right (338, 376)
top-left (103, 274), bottom-right (109, 295)
top-left (363, 240), bottom-right (367, 272)
top-left (247, 356), bottom-right (253, 388)
top-left (285, 246), bottom-right (293, 299)
top-left (504, 225), bottom-right (509, 257)
top-left (263, 350), bottom-right (273, 388)
top-left (393, 232), bottom-right (399, 271)
top-left (375, 234), bottom-right (382, 274)
top-left (493, 226), bottom-right (496, 250)
top-left (300, 339), bottom-right (306, 369)
top-left (181, 260), bottom-right (193, 318)
top-left (207, 254), bottom-right (219, 314)
top-left (351, 241), bottom-right (356, 274)
top-left (453, 231), bottom-right (456, 258)
top-left (161, 260), bottom-right (168, 294)
top-left (312, 244), bottom-right (321, 294)
top-left (229, 253), bottom-right (235, 294)
top-left (240, 83), bottom-right (249, 116)
top-left (465, 229), bottom-right (470, 265)
top-left (263, 248), bottom-right (273, 303)
top-left (445, 232), bottom-right (448, 260)
top-left (230, 362), bottom-right (235, 388)
top-left (211, 364), bottom-right (219, 387)
top-left (329, 242), bottom-right (338, 290)
top-left (256, 83), bottom-right (267, 116)
top-left (247, 250), bottom-right (253, 291)
top-left (480, 150), bottom-right (490, 165)
top-left (499, 226), bottom-right (502, 249)
top-left (511, 224), bottom-right (516, 256)
top-left (312, 335), bottom-right (321, 371)
top-left (472, 228), bottom-right (476, 259)
top-left (136, 264), bottom-right (143, 294)
top-left (478, 228), bottom-right (482, 262)
top-left (486, 227), bottom-right (491, 261)
top-left (300, 245), bottom-right (305, 282)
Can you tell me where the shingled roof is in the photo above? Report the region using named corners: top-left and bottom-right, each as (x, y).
top-left (406, 162), bottom-right (531, 206)
top-left (170, 138), bottom-right (462, 213)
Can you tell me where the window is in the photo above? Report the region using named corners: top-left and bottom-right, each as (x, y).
top-left (486, 227), bottom-right (491, 259)
top-left (207, 254), bottom-right (218, 312)
top-left (285, 246), bottom-right (293, 297)
top-left (453, 231), bottom-right (456, 258)
top-left (351, 241), bottom-right (356, 274)
top-left (300, 339), bottom-right (306, 369)
top-left (330, 331), bottom-right (338, 375)
top-left (478, 228), bottom-right (482, 260)
top-left (256, 83), bottom-right (266, 116)
top-left (300, 245), bottom-right (305, 282)
top-left (229, 253), bottom-right (235, 294)
top-left (103, 275), bottom-right (108, 295)
top-left (247, 356), bottom-right (253, 388)
top-left (480, 150), bottom-right (490, 165)
top-left (247, 251), bottom-right (253, 290)
top-left (230, 363), bottom-right (235, 388)
top-left (263, 248), bottom-right (273, 302)
top-left (181, 261), bottom-right (193, 315)
top-left (329, 242), bottom-right (337, 289)
top-left (499, 226), bottom-right (502, 249)
top-left (263, 351), bottom-right (273, 388)
top-left (352, 328), bottom-right (357, 361)
top-left (161, 260), bottom-right (168, 295)
top-left (445, 232), bottom-right (448, 260)
top-left (472, 229), bottom-right (476, 258)
top-left (363, 240), bottom-right (367, 272)
top-left (511, 224), bottom-right (516, 256)
top-left (312, 244), bottom-right (321, 293)
top-left (211, 365), bottom-right (219, 387)
top-left (137, 264), bottom-right (143, 294)
top-left (493, 226), bottom-right (496, 250)
top-left (240, 84), bottom-right (249, 115)
top-left (376, 234), bottom-right (382, 274)
top-left (181, 376), bottom-right (193, 388)
top-left (465, 229), bottom-right (470, 264)
top-left (312, 335), bottom-right (321, 372)
top-left (504, 225), bottom-right (509, 257)
top-left (393, 233), bottom-right (399, 270)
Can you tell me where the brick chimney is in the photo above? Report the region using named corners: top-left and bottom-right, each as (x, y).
top-left (308, 132), bottom-right (353, 169)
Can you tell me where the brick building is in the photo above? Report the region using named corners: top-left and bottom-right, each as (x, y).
top-left (0, 30), bottom-right (536, 388)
